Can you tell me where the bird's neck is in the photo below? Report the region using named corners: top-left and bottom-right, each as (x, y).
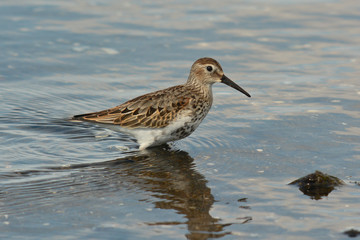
top-left (187, 73), bottom-right (213, 94)
top-left (186, 78), bottom-right (213, 102)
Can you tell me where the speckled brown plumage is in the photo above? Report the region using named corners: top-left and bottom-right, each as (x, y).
top-left (72, 57), bottom-right (251, 149)
top-left (73, 85), bottom-right (200, 129)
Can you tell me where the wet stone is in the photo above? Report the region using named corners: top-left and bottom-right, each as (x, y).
top-left (289, 170), bottom-right (345, 200)
top-left (343, 229), bottom-right (360, 238)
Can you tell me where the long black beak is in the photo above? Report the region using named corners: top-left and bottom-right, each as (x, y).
top-left (221, 75), bottom-right (251, 97)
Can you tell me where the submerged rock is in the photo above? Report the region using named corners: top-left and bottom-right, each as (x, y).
top-left (343, 229), bottom-right (360, 238)
top-left (289, 170), bottom-right (345, 200)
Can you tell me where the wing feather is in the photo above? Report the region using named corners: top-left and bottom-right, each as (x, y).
top-left (72, 85), bottom-right (193, 129)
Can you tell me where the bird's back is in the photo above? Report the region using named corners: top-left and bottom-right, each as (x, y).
top-left (72, 84), bottom-right (211, 130)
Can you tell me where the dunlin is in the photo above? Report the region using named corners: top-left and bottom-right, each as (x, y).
top-left (72, 57), bottom-right (251, 150)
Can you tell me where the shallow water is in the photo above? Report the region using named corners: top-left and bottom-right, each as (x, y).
top-left (1, 0), bottom-right (360, 239)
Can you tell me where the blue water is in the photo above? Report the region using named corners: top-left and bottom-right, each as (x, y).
top-left (1, 1), bottom-right (359, 239)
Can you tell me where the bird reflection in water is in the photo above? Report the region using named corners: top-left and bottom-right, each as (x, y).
top-left (88, 147), bottom-right (233, 239)
top-left (1, 147), bottom-right (252, 239)
top-left (121, 147), bottom-right (230, 239)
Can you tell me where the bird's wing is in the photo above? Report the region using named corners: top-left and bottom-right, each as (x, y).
top-left (72, 86), bottom-right (193, 129)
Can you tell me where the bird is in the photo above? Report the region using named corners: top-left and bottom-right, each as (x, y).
top-left (72, 57), bottom-right (251, 150)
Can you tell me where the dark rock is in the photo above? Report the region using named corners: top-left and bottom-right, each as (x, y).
top-left (289, 170), bottom-right (345, 200)
top-left (343, 229), bottom-right (360, 238)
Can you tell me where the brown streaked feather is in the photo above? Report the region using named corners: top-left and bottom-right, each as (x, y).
top-left (72, 85), bottom-right (193, 129)
top-left (72, 57), bottom-right (251, 150)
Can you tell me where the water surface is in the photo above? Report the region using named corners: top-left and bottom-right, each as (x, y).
top-left (1, 0), bottom-right (359, 239)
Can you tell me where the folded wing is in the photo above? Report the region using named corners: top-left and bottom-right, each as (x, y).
top-left (72, 86), bottom-right (192, 129)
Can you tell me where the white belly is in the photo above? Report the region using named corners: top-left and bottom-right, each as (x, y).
top-left (106, 113), bottom-right (201, 150)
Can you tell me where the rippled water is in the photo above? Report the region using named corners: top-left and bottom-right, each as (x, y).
top-left (1, 0), bottom-right (360, 239)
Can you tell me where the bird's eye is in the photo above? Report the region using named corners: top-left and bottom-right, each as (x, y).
top-left (206, 66), bottom-right (213, 72)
